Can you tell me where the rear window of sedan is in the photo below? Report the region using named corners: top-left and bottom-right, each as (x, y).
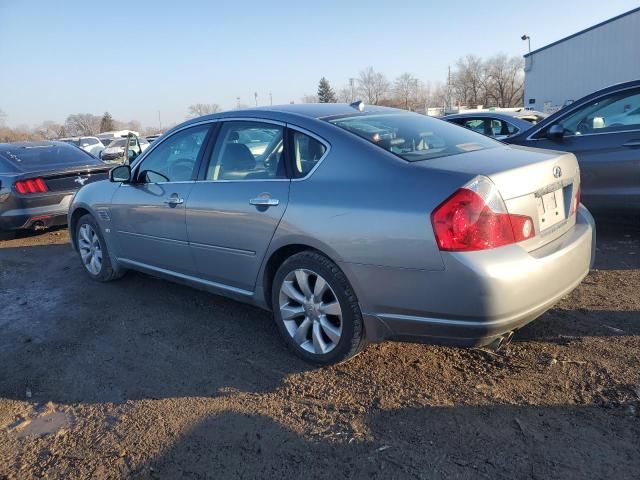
top-left (328, 113), bottom-right (498, 162)
top-left (0, 144), bottom-right (102, 170)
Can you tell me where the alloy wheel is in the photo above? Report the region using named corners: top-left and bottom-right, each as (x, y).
top-left (78, 223), bottom-right (103, 275)
top-left (278, 268), bottom-right (343, 355)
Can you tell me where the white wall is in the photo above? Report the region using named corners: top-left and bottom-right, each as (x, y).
top-left (524, 9), bottom-right (640, 112)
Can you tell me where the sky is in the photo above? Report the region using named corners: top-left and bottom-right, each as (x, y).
top-left (0, 0), bottom-right (638, 129)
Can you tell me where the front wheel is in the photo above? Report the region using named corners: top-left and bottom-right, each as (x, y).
top-left (272, 251), bottom-right (365, 365)
top-left (75, 214), bottom-right (124, 282)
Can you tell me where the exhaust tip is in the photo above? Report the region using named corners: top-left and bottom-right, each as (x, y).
top-left (32, 221), bottom-right (45, 231)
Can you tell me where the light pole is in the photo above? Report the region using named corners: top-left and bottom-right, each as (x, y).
top-left (521, 34), bottom-right (531, 55)
top-left (349, 78), bottom-right (355, 102)
top-left (254, 92), bottom-right (258, 107)
top-left (269, 92), bottom-right (273, 106)
top-left (236, 97), bottom-right (241, 109)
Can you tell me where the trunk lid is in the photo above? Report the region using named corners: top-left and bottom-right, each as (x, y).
top-left (417, 145), bottom-right (580, 251)
top-left (16, 164), bottom-right (111, 193)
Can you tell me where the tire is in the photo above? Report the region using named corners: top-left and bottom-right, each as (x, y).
top-left (271, 251), bottom-right (365, 365)
top-left (75, 214), bottom-right (124, 282)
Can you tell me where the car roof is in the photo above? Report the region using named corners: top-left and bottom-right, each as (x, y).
top-left (167, 103), bottom-right (409, 138)
top-left (0, 140), bottom-right (69, 150)
top-left (183, 103), bottom-right (400, 124)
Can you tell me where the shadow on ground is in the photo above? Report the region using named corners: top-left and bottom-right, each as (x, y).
top-left (131, 404), bottom-right (640, 479)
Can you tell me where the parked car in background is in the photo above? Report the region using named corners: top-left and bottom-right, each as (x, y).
top-left (59, 136), bottom-right (106, 158)
top-left (96, 130), bottom-right (140, 147)
top-left (68, 103), bottom-right (594, 365)
top-left (507, 80), bottom-right (640, 212)
top-left (145, 134), bottom-right (162, 143)
top-left (0, 141), bottom-right (110, 231)
top-left (443, 110), bottom-right (547, 140)
top-left (101, 136), bottom-right (150, 163)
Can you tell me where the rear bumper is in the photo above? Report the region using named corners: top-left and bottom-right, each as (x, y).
top-left (0, 194), bottom-right (73, 231)
top-left (345, 205), bottom-right (595, 346)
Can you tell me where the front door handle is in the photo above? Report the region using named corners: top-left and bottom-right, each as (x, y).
top-left (163, 194), bottom-right (184, 207)
top-left (622, 140), bottom-right (640, 148)
top-left (249, 197), bottom-right (279, 207)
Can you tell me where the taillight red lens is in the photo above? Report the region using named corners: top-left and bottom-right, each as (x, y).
top-left (570, 185), bottom-right (580, 216)
top-left (431, 177), bottom-right (534, 252)
top-left (14, 178), bottom-right (48, 194)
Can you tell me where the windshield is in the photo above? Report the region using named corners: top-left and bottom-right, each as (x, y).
top-left (0, 144), bottom-right (102, 170)
top-left (108, 139), bottom-right (127, 148)
top-left (328, 113), bottom-right (498, 162)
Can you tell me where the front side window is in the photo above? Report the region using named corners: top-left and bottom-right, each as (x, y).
top-left (329, 113), bottom-right (497, 162)
top-left (136, 125), bottom-right (209, 183)
top-left (292, 131), bottom-right (326, 177)
top-left (206, 121), bottom-right (285, 180)
top-left (559, 88), bottom-right (640, 135)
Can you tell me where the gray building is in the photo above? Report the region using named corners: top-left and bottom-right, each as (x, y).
top-left (524, 7), bottom-right (640, 113)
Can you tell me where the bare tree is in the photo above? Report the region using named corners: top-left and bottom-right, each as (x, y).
top-left (485, 54), bottom-right (524, 107)
top-left (357, 67), bottom-right (389, 105)
top-left (34, 120), bottom-right (65, 139)
top-left (65, 113), bottom-right (101, 136)
top-left (0, 109), bottom-right (6, 126)
top-left (336, 85), bottom-right (353, 103)
top-left (451, 54), bottom-right (488, 108)
top-left (393, 73), bottom-right (421, 110)
top-left (300, 94), bottom-right (318, 104)
top-left (187, 103), bottom-right (221, 118)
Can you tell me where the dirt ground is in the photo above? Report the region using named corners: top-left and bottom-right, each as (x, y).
top-left (0, 219), bottom-right (639, 479)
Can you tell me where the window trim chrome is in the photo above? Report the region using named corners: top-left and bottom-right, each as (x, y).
top-left (286, 124), bottom-right (331, 181)
top-left (128, 116), bottom-right (331, 184)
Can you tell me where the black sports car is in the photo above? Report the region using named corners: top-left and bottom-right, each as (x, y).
top-left (0, 141), bottom-right (110, 231)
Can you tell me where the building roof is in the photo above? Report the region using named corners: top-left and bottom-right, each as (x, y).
top-left (524, 6), bottom-right (640, 58)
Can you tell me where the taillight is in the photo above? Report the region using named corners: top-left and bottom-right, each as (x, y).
top-left (14, 178), bottom-right (48, 194)
top-left (570, 185), bottom-right (580, 216)
top-left (431, 176), bottom-right (535, 252)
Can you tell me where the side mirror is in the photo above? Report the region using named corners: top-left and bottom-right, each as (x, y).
top-left (110, 165), bottom-right (131, 183)
top-left (547, 124), bottom-right (565, 141)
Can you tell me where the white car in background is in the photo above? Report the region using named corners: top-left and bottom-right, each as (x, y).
top-left (101, 136), bottom-right (150, 163)
top-left (59, 136), bottom-right (106, 158)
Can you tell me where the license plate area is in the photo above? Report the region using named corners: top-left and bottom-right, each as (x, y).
top-left (536, 188), bottom-right (565, 231)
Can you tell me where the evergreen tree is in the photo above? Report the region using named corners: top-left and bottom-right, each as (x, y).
top-left (99, 112), bottom-right (115, 133)
top-left (317, 77), bottom-right (337, 103)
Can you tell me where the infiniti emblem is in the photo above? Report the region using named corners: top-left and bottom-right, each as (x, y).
top-left (74, 175), bottom-right (89, 186)
top-left (552, 166), bottom-right (562, 178)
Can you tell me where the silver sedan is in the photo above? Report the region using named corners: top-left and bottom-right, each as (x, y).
top-left (68, 103), bottom-right (595, 364)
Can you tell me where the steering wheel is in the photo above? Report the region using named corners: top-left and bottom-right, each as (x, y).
top-left (168, 158), bottom-right (195, 181)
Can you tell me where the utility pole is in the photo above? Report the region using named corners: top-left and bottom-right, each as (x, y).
top-left (349, 78), bottom-right (355, 102)
top-left (269, 92), bottom-right (273, 105)
top-left (236, 97), bottom-right (241, 109)
top-left (447, 65), bottom-right (452, 113)
top-left (157, 110), bottom-right (161, 131)
top-left (254, 92), bottom-right (258, 107)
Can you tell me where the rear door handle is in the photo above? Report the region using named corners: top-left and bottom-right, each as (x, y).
top-left (163, 194), bottom-right (184, 206)
top-left (622, 140), bottom-right (640, 148)
top-left (249, 197), bottom-right (279, 207)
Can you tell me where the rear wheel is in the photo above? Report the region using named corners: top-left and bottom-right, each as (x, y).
top-left (75, 214), bottom-right (124, 282)
top-left (272, 251), bottom-right (365, 365)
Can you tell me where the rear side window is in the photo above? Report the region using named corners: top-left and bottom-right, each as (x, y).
top-left (291, 131), bottom-right (326, 177)
top-left (0, 144), bottom-right (101, 170)
top-left (329, 113), bottom-right (497, 162)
